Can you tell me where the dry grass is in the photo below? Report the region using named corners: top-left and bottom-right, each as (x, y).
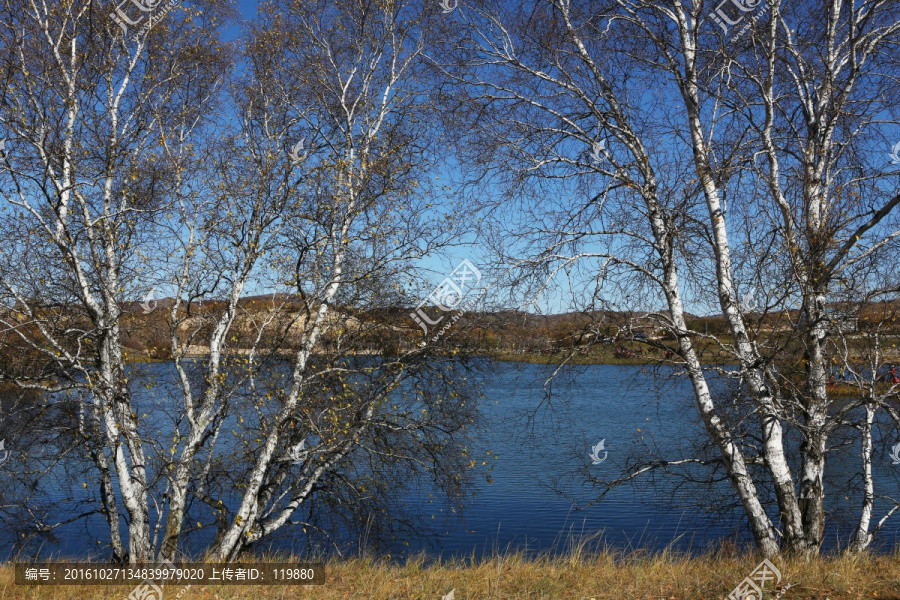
top-left (2, 544), bottom-right (899, 600)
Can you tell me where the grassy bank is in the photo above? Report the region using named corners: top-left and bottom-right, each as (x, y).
top-left (2, 548), bottom-right (898, 599)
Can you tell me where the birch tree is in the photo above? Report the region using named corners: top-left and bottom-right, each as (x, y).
top-left (448, 0), bottom-right (900, 555)
top-left (0, 0), bottom-right (476, 562)
top-left (203, 0), bottom-right (474, 561)
top-left (720, 0), bottom-right (900, 551)
top-left (0, 0), bottom-right (230, 561)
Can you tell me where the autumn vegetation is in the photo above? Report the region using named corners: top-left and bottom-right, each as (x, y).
top-left (2, 547), bottom-right (899, 600)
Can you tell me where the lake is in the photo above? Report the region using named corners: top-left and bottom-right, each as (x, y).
top-left (2, 360), bottom-right (898, 560)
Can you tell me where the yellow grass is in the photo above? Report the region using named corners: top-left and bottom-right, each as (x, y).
top-left (2, 547), bottom-right (898, 599)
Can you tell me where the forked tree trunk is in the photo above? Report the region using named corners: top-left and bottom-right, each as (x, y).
top-left (669, 3), bottom-right (806, 552)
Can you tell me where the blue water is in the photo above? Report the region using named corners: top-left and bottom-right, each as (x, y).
top-left (2, 360), bottom-right (899, 560)
top-left (411, 362), bottom-right (731, 558)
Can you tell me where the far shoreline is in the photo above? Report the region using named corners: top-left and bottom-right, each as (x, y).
top-left (123, 349), bottom-right (709, 366)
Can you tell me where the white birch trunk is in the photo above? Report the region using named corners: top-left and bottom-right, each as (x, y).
top-left (665, 1), bottom-right (805, 551)
top-left (849, 402), bottom-right (875, 552)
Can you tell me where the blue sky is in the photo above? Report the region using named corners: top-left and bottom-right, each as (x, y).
top-left (221, 0), bottom-right (534, 313)
top-left (213, 0), bottom-right (900, 320)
